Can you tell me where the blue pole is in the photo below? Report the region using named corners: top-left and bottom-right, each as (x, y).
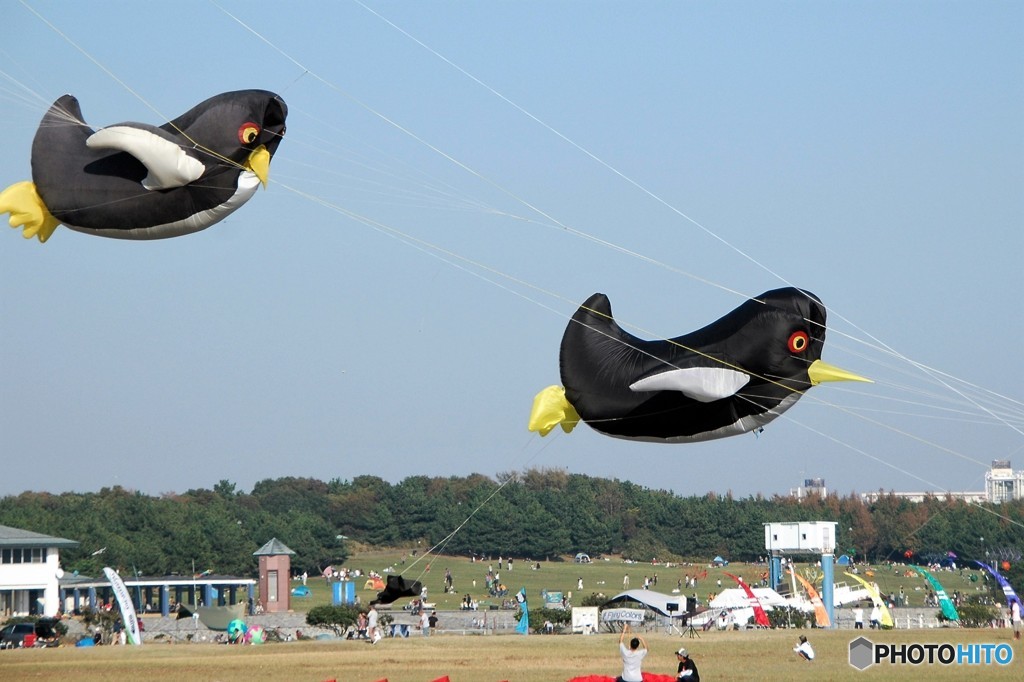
top-left (821, 554), bottom-right (835, 628)
top-left (161, 585), bottom-right (170, 617)
top-left (769, 555), bottom-right (783, 590)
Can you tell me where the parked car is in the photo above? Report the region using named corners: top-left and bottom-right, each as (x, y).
top-left (0, 618), bottom-right (60, 649)
top-left (0, 623), bottom-right (34, 649)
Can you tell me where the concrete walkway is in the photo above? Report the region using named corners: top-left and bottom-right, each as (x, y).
top-left (63, 607), bottom-right (527, 644)
top-left (63, 606), bottom-right (987, 645)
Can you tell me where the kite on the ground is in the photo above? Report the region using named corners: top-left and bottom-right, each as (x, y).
top-left (974, 561), bottom-right (1023, 611)
top-left (568, 674), bottom-right (676, 682)
top-left (515, 587), bottom-right (529, 635)
top-left (529, 288), bottom-right (870, 442)
top-left (1, 90), bottom-right (286, 242)
top-left (371, 575), bottom-right (422, 605)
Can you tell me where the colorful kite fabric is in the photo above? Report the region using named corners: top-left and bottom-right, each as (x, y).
top-left (724, 572), bottom-right (770, 627)
top-left (789, 567), bottom-right (830, 627)
top-left (1, 90), bottom-right (286, 242)
top-left (912, 566), bottom-right (960, 622)
top-left (569, 671), bottom-right (679, 675)
top-left (529, 288), bottom-right (869, 442)
top-left (974, 561), bottom-right (1023, 611)
top-left (515, 587), bottom-right (529, 634)
top-left (844, 572), bottom-right (894, 628)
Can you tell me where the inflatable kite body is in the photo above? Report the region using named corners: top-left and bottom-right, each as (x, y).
top-left (529, 288), bottom-right (869, 443)
top-left (569, 671), bottom-right (679, 675)
top-left (1, 90), bottom-right (287, 242)
top-left (372, 575), bottom-right (422, 605)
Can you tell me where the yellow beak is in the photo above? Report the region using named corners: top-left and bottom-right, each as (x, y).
top-left (245, 145), bottom-right (271, 187)
top-left (807, 359), bottom-right (873, 386)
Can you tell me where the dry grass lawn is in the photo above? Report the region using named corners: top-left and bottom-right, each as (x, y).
top-left (0, 627), bottom-right (1018, 681)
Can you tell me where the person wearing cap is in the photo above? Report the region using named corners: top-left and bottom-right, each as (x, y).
top-left (794, 634), bottom-right (814, 661)
top-left (616, 623), bottom-right (647, 682)
top-left (676, 647), bottom-right (700, 680)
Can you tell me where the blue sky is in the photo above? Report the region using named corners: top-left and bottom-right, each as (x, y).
top-left (1, 1), bottom-right (1021, 500)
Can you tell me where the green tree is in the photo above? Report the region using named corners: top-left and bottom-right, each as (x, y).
top-left (305, 605), bottom-right (361, 636)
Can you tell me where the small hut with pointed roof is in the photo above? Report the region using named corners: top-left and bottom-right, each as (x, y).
top-left (253, 538), bottom-right (295, 613)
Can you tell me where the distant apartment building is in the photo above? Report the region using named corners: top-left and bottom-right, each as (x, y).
top-left (789, 477), bottom-right (827, 500)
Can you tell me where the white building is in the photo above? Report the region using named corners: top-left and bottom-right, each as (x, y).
top-left (0, 524), bottom-right (78, 618)
top-left (985, 460), bottom-right (1024, 502)
top-left (861, 461), bottom-right (1024, 505)
top-left (789, 477), bottom-right (827, 500)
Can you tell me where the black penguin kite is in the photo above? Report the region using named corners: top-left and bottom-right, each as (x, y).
top-left (0, 90), bottom-right (287, 242)
top-left (528, 288), bottom-right (870, 442)
top-left (371, 575), bottom-right (423, 606)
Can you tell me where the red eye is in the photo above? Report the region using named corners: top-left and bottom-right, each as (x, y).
top-left (788, 331), bottom-right (809, 353)
top-left (238, 122), bottom-right (260, 145)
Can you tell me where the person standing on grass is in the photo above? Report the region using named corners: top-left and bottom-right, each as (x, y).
top-left (616, 623), bottom-right (647, 682)
top-left (367, 604), bottom-right (380, 644)
top-left (420, 609), bottom-right (431, 637)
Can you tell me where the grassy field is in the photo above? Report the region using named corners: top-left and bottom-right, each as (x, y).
top-left (2, 549), bottom-right (1010, 681)
top-left (300, 548), bottom-right (993, 614)
top-left (0, 627), bottom-right (1018, 681)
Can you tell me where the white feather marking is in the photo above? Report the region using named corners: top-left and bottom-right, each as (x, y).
top-left (86, 126), bottom-right (205, 190)
top-left (629, 366), bottom-right (750, 403)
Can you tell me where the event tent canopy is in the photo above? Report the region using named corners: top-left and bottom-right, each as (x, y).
top-left (708, 587), bottom-right (788, 609)
top-left (602, 589), bottom-right (687, 617)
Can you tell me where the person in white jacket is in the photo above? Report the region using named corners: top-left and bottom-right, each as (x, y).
top-left (794, 635), bottom-right (815, 661)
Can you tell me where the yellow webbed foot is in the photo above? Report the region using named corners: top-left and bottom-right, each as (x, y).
top-left (0, 181), bottom-right (60, 243)
top-left (528, 385), bottom-right (581, 436)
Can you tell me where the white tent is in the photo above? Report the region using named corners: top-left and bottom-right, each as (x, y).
top-left (602, 589), bottom-right (688, 617)
top-left (708, 587), bottom-right (788, 610)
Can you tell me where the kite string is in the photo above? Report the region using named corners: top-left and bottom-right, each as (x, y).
top-left (17, 1), bottom-right (160, 119)
top-left (399, 433), bottom-right (559, 584)
top-left (786, 412), bottom-right (1024, 532)
top-left (350, 0), bottom-right (788, 287)
top-left (213, 1), bottom-right (754, 303)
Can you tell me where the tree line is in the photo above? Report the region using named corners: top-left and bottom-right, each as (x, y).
top-left (2, 469), bottom-right (1022, 585)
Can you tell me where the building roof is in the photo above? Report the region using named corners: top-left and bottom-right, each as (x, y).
top-left (0, 524), bottom-right (79, 549)
top-left (603, 589), bottom-right (687, 617)
top-left (253, 537), bottom-right (295, 556)
top-left (59, 573), bottom-right (255, 589)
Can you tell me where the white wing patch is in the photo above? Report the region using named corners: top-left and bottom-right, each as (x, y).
top-left (87, 126), bottom-right (205, 190)
top-left (629, 366), bottom-right (750, 403)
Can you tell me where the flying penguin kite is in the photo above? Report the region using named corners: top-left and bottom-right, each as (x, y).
top-left (1, 89), bottom-right (287, 242)
top-left (529, 287), bottom-right (870, 442)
